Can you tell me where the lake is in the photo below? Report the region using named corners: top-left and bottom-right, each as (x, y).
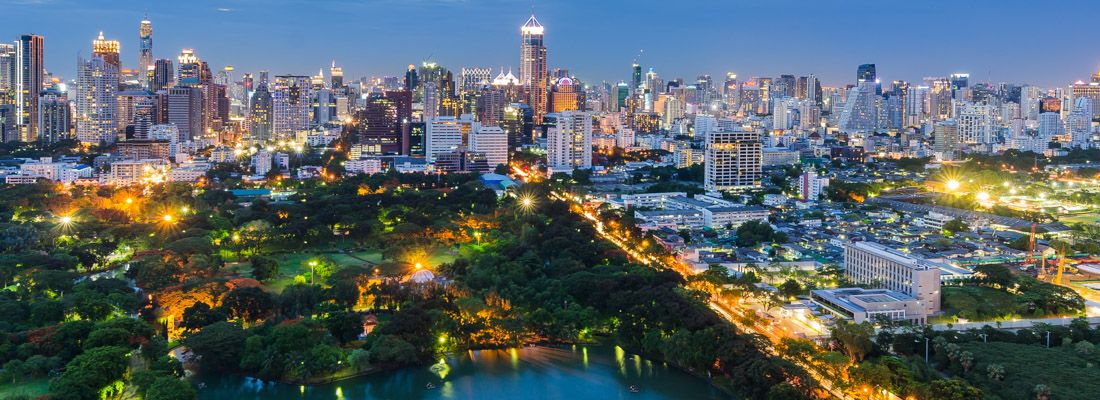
top-left (194, 345), bottom-right (733, 399)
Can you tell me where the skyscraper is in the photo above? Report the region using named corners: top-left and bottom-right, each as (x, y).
top-left (546, 110), bottom-right (592, 173)
top-left (519, 14), bottom-right (548, 123)
top-left (151, 59), bottom-right (173, 92)
top-left (37, 88), bottom-right (70, 143)
top-left (856, 64), bottom-right (876, 84)
top-left (92, 32), bottom-right (120, 69)
top-left (139, 16), bottom-right (153, 88)
top-left (75, 54), bottom-right (119, 144)
top-left (249, 73), bottom-right (272, 143)
top-left (167, 86), bottom-right (202, 142)
top-left (330, 60), bottom-right (343, 89)
top-left (272, 75), bottom-right (310, 139)
top-left (0, 44), bottom-right (15, 103)
top-left (704, 128), bottom-right (761, 191)
top-left (16, 34), bottom-right (44, 142)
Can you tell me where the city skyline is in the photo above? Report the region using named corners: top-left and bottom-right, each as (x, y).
top-left (2, 0), bottom-right (1099, 88)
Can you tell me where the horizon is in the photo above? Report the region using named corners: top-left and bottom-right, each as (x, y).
top-left (2, 0), bottom-right (1099, 88)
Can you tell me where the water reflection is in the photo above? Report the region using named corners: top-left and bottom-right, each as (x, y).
top-left (195, 346), bottom-right (732, 399)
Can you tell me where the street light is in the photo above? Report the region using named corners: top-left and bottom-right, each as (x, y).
top-left (945, 179), bottom-right (961, 192)
top-left (309, 260), bottom-right (318, 285)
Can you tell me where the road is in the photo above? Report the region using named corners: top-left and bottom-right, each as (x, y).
top-left (546, 189), bottom-right (856, 400)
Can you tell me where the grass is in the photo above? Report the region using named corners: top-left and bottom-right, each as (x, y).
top-left (1059, 212), bottom-right (1100, 225)
top-left (959, 341), bottom-right (1100, 400)
top-left (936, 286), bottom-right (1018, 323)
top-left (0, 378), bottom-right (50, 398)
top-left (224, 248), bottom-right (455, 293)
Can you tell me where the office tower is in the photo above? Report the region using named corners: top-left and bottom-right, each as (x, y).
top-left (838, 81), bottom-right (879, 132)
top-left (1038, 112), bottom-right (1063, 138)
top-left (704, 129), bottom-right (761, 191)
top-left (422, 80), bottom-right (438, 121)
top-left (249, 75), bottom-right (272, 143)
top-left (16, 34), bottom-right (44, 142)
top-left (949, 73), bottom-right (969, 97)
top-left (117, 90), bottom-right (156, 137)
top-left (167, 87), bottom-right (203, 142)
top-left (843, 241), bottom-right (942, 318)
top-left (631, 63), bottom-right (642, 93)
top-left (272, 75), bottom-right (310, 139)
top-left (1020, 85), bottom-right (1042, 121)
top-left (933, 120), bottom-right (958, 161)
top-left (0, 44), bottom-right (14, 103)
top-left (460, 67), bottom-right (492, 93)
top-left (550, 77), bottom-right (582, 113)
top-left (404, 64), bottom-right (418, 91)
top-left (856, 64), bottom-right (876, 84)
top-left (905, 86), bottom-right (928, 126)
top-left (176, 49), bottom-right (210, 87)
top-left (924, 77), bottom-right (952, 120)
top-left (695, 114), bottom-right (717, 139)
top-left (139, 16), bottom-right (153, 88)
top-left (520, 14), bottom-right (548, 123)
top-left (798, 101), bottom-right (820, 129)
top-left (329, 60), bottom-right (343, 89)
top-left (37, 88), bottom-right (70, 143)
top-left (502, 103), bottom-right (532, 149)
top-left (546, 110), bottom-right (592, 172)
top-left (955, 102), bottom-right (995, 144)
top-left (354, 90), bottom-right (410, 155)
top-left (1068, 98), bottom-right (1093, 148)
top-left (131, 99), bottom-right (155, 139)
top-left (470, 126), bottom-right (508, 168)
top-left (312, 88), bottom-right (336, 124)
top-left (426, 115), bottom-right (478, 163)
top-left (773, 74), bottom-right (796, 99)
top-left (1070, 80), bottom-right (1100, 120)
top-left (475, 87), bottom-right (507, 126)
top-left (75, 54), bottom-right (119, 144)
top-left (407, 122), bottom-right (426, 156)
top-left (92, 32), bottom-right (120, 69)
top-left (151, 59), bottom-right (173, 92)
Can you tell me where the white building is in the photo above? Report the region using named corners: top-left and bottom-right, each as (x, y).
top-left (546, 110), bottom-right (592, 173)
top-left (798, 169), bottom-right (829, 201)
top-left (1038, 112), bottom-right (1063, 138)
top-left (954, 101), bottom-right (995, 144)
top-left (694, 114), bottom-right (717, 139)
top-left (75, 55), bottom-right (119, 144)
top-left (762, 147), bottom-right (800, 166)
top-left (704, 129), bottom-right (761, 191)
top-left (345, 158), bottom-right (382, 175)
top-left (470, 126), bottom-right (509, 169)
top-left (251, 150), bottom-right (273, 176)
top-left (842, 241), bottom-right (942, 318)
top-left (426, 115), bottom-right (478, 163)
top-left (272, 75), bottom-right (311, 139)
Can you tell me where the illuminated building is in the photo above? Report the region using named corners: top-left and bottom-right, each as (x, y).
top-left (925, 77), bottom-right (952, 120)
top-left (249, 74), bottom-right (272, 142)
top-left (0, 44), bottom-right (14, 101)
top-left (1040, 96), bottom-right (1061, 113)
top-left (330, 60), bottom-right (343, 89)
top-left (838, 80), bottom-right (879, 132)
top-left (549, 77), bottom-right (583, 113)
top-left (470, 125), bottom-right (508, 168)
top-left (949, 73), bottom-right (969, 97)
top-left (176, 49), bottom-right (210, 87)
top-left (502, 102), bottom-right (532, 149)
top-left (92, 32), bottom-right (120, 69)
top-left (139, 16), bottom-right (153, 88)
top-left (151, 58), bottom-right (173, 92)
top-left (519, 14), bottom-right (548, 123)
top-left (37, 88), bottom-right (70, 143)
top-left (460, 67), bottom-right (492, 93)
top-left (16, 34), bottom-right (44, 142)
top-left (704, 129), bottom-right (761, 191)
top-left (167, 87), bottom-right (202, 142)
top-left (116, 90), bottom-right (157, 138)
top-left (407, 122), bottom-right (426, 156)
top-left (353, 90), bottom-right (410, 155)
top-left (545, 110), bottom-right (592, 173)
top-left (272, 75), bottom-right (310, 139)
top-left (404, 64), bottom-right (418, 91)
top-left (932, 119), bottom-right (958, 161)
top-left (1038, 112), bottom-right (1063, 138)
top-left (475, 86), bottom-right (506, 125)
top-left (75, 54), bottom-right (119, 144)
top-left (1070, 80), bottom-right (1100, 119)
top-left (954, 101), bottom-right (995, 144)
top-left (1067, 98), bottom-right (1093, 148)
top-left (426, 115), bottom-right (477, 163)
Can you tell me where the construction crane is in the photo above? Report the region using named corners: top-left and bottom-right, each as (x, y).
top-left (1026, 223), bottom-right (1042, 275)
top-left (1054, 246), bottom-right (1068, 285)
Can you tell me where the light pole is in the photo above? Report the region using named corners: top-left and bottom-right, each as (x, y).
top-left (309, 260), bottom-right (317, 285)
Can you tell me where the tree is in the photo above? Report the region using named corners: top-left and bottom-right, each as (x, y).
top-left (943, 218), bottom-right (969, 235)
top-left (325, 311), bottom-right (363, 344)
top-left (928, 378), bottom-right (983, 400)
top-left (831, 321), bottom-right (874, 362)
top-left (220, 287), bottom-right (274, 323)
top-left (369, 335), bottom-right (419, 365)
top-left (182, 322), bottom-right (247, 372)
top-left (973, 264), bottom-right (1015, 288)
top-left (1034, 384), bottom-right (1051, 400)
top-left (735, 220), bottom-right (785, 247)
top-left (249, 255), bottom-right (280, 281)
top-left (48, 346), bottom-right (131, 400)
top-left (958, 350), bottom-right (974, 373)
top-left (144, 376), bottom-right (197, 400)
top-left (180, 302), bottom-right (225, 331)
top-left (778, 279), bottom-right (803, 299)
top-left (986, 363), bottom-right (1005, 381)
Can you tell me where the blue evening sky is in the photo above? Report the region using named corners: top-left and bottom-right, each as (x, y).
top-left (1, 0), bottom-right (1097, 88)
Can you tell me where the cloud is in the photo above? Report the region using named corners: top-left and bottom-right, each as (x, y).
top-left (216, 7), bottom-right (234, 12)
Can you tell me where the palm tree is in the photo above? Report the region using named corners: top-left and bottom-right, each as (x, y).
top-left (1034, 384), bottom-right (1051, 400)
top-left (986, 364), bottom-right (1005, 381)
top-left (959, 351), bottom-right (974, 373)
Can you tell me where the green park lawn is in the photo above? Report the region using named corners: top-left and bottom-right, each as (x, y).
top-left (0, 378), bottom-right (50, 398)
top-left (224, 248), bottom-right (456, 293)
top-left (1059, 212), bottom-right (1100, 225)
top-left (959, 341), bottom-right (1100, 400)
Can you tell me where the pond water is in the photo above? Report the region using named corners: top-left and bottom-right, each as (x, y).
top-left (194, 345), bottom-right (733, 399)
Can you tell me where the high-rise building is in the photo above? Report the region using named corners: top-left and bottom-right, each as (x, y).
top-left (329, 60), bottom-right (343, 89)
top-left (151, 59), bottom-right (173, 92)
top-left (407, 122), bottom-right (426, 157)
top-left (949, 73), bottom-right (969, 97)
top-left (925, 77), bottom-right (952, 120)
top-left (426, 115), bottom-right (478, 163)
top-left (16, 34), bottom-right (44, 142)
top-left (838, 81), bottom-right (879, 132)
top-left (117, 90), bottom-right (157, 138)
top-left (704, 128), bottom-right (761, 191)
top-left (37, 88), bottom-right (70, 143)
top-left (0, 44), bottom-right (15, 104)
top-left (545, 110), bottom-right (592, 173)
top-left (75, 54), bottom-right (119, 144)
top-left (856, 63), bottom-right (876, 84)
top-left (550, 77), bottom-right (582, 113)
top-left (176, 49), bottom-right (208, 87)
top-left (249, 75), bottom-right (272, 143)
top-left (139, 16), bottom-right (153, 88)
top-left (1070, 81), bottom-right (1100, 120)
top-left (92, 32), bottom-right (120, 69)
top-left (404, 64), bottom-right (418, 92)
top-left (475, 87), bottom-right (507, 126)
top-left (354, 90), bottom-right (410, 155)
top-left (955, 102), bottom-right (995, 144)
top-left (933, 120), bottom-right (958, 161)
top-left (1068, 97), bottom-right (1093, 148)
top-left (520, 14), bottom-right (548, 123)
top-left (799, 168), bottom-right (829, 201)
top-left (470, 125), bottom-right (508, 168)
top-left (167, 86), bottom-right (203, 142)
top-left (502, 102), bottom-right (532, 150)
top-left (460, 67), bottom-right (492, 93)
top-left (272, 75), bottom-right (310, 139)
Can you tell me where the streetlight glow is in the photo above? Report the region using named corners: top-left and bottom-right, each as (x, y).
top-left (945, 179), bottom-right (961, 191)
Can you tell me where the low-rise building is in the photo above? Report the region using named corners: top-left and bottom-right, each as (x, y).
top-left (811, 288), bottom-right (933, 324)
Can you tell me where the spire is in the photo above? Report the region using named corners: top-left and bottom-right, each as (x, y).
top-left (521, 14), bottom-right (544, 34)
top-left (97, 31), bottom-right (105, 40)
top-left (331, 59), bottom-right (336, 68)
